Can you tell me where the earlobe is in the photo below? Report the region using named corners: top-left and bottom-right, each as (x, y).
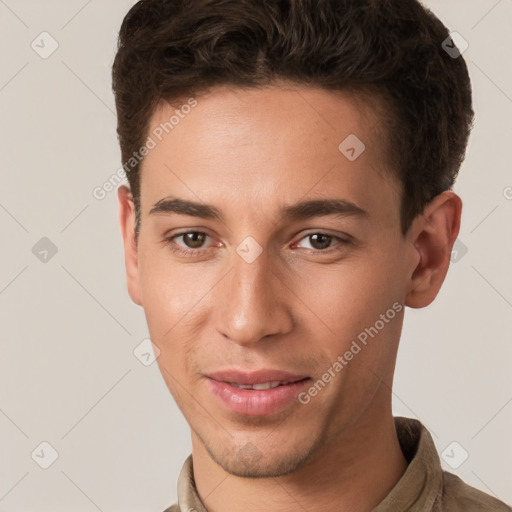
top-left (117, 185), bottom-right (143, 306)
top-left (405, 191), bottom-right (462, 309)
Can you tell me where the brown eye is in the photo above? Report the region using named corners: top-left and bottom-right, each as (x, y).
top-left (295, 232), bottom-right (350, 253)
top-left (180, 232), bottom-right (207, 248)
top-left (164, 231), bottom-right (217, 257)
top-left (308, 233), bottom-right (333, 250)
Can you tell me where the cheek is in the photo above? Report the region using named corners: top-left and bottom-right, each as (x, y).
top-left (140, 275), bottom-right (183, 335)
top-left (137, 252), bottom-right (212, 366)
top-left (138, 242), bottom-right (200, 321)
top-left (298, 253), bottom-right (400, 329)
top-left (294, 249), bottom-right (405, 380)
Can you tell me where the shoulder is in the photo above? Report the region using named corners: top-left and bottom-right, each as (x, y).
top-left (440, 471), bottom-right (512, 512)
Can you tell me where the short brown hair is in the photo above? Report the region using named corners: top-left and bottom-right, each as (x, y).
top-left (112, 0), bottom-right (474, 239)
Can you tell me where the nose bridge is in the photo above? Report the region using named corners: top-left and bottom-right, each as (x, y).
top-left (213, 247), bottom-right (292, 345)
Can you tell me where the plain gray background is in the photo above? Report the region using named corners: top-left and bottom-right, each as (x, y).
top-left (0, 1), bottom-right (511, 510)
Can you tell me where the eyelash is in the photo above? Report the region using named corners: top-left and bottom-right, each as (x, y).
top-left (164, 231), bottom-right (350, 257)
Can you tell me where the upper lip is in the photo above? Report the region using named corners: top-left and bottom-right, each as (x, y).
top-left (206, 369), bottom-right (310, 385)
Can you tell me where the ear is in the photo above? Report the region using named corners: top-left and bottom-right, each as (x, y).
top-left (117, 185), bottom-right (143, 306)
top-left (405, 190), bottom-right (462, 308)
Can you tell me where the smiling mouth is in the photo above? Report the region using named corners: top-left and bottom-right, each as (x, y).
top-left (205, 369), bottom-right (312, 415)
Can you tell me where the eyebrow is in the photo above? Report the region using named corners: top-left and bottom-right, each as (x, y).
top-left (149, 196), bottom-right (369, 222)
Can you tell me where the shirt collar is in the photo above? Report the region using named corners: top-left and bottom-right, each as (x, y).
top-left (372, 417), bottom-right (443, 511)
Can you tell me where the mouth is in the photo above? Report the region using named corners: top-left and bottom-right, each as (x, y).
top-left (227, 378), bottom-right (308, 390)
top-left (205, 370), bottom-right (311, 416)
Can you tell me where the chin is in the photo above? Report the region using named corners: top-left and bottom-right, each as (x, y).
top-left (203, 434), bottom-right (324, 479)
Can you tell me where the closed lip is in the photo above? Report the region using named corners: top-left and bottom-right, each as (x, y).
top-left (205, 369), bottom-right (310, 385)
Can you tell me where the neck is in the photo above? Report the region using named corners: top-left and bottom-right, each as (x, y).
top-left (191, 397), bottom-right (408, 512)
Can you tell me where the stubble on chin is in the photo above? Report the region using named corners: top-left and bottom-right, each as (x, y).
top-left (193, 423), bottom-right (326, 479)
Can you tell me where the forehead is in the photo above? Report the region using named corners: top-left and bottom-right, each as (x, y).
top-left (140, 84), bottom-right (400, 227)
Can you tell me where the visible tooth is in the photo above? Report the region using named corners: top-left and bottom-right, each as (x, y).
top-left (230, 381), bottom-right (283, 390)
top-left (231, 383), bottom-right (254, 389)
top-left (251, 381), bottom-right (282, 390)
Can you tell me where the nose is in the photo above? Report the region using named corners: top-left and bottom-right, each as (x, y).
top-left (212, 248), bottom-right (294, 346)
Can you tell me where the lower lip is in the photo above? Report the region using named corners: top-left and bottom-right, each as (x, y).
top-left (206, 378), bottom-right (310, 416)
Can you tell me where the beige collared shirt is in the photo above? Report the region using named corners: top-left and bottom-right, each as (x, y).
top-left (163, 416), bottom-right (511, 512)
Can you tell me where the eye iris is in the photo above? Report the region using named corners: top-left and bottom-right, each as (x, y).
top-left (310, 233), bottom-right (331, 250)
top-left (184, 232), bottom-right (206, 248)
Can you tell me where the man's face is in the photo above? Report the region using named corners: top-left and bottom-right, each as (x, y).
top-left (124, 84), bottom-right (416, 477)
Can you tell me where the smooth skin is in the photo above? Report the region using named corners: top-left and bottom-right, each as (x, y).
top-left (118, 83), bottom-right (462, 512)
